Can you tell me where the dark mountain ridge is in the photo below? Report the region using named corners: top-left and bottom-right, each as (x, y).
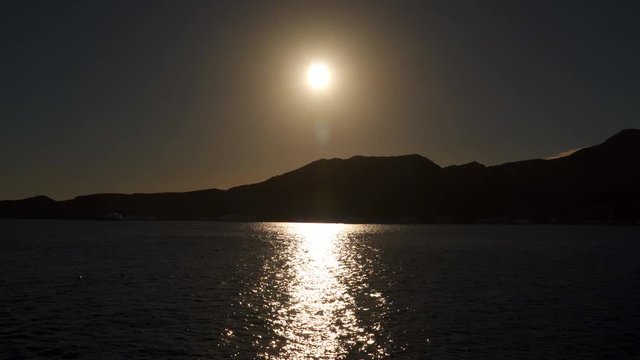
top-left (2, 129), bottom-right (639, 223)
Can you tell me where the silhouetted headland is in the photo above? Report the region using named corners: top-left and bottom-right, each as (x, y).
top-left (2, 129), bottom-right (639, 224)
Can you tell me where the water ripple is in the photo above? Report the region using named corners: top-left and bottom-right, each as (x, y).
top-left (224, 223), bottom-right (391, 359)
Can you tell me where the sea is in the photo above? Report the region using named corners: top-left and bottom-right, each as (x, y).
top-left (1, 220), bottom-right (639, 359)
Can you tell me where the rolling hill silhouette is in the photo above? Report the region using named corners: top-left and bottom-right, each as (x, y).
top-left (2, 129), bottom-right (639, 223)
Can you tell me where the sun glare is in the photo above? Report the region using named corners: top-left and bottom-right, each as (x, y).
top-left (307, 62), bottom-right (331, 91)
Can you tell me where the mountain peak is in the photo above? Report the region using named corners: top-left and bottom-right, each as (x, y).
top-left (347, 154), bottom-right (441, 168)
top-left (302, 154), bottom-right (439, 169)
top-left (604, 128), bottom-right (640, 144)
top-left (559, 128), bottom-right (640, 163)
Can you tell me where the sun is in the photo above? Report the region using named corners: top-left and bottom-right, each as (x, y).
top-left (306, 62), bottom-right (331, 91)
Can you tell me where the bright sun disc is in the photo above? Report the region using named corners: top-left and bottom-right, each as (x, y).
top-left (307, 62), bottom-right (331, 91)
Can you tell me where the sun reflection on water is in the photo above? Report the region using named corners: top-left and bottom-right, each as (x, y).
top-left (275, 223), bottom-right (364, 358)
top-left (225, 222), bottom-right (390, 359)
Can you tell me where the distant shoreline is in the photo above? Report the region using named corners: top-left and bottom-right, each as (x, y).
top-left (2, 129), bottom-right (639, 225)
top-left (1, 217), bottom-right (638, 227)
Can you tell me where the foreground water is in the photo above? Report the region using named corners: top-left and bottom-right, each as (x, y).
top-left (1, 221), bottom-right (638, 359)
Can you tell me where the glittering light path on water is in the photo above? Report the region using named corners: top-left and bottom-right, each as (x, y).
top-left (223, 223), bottom-right (390, 359)
top-left (274, 223), bottom-right (371, 358)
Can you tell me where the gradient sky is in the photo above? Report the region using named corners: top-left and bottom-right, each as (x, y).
top-left (2, 0), bottom-right (639, 200)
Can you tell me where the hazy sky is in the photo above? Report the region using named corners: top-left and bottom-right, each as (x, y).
top-left (2, 0), bottom-right (639, 200)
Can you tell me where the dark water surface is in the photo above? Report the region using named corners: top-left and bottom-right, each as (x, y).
top-left (1, 220), bottom-right (639, 359)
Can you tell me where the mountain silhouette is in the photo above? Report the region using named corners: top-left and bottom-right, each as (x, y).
top-left (2, 129), bottom-right (639, 224)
